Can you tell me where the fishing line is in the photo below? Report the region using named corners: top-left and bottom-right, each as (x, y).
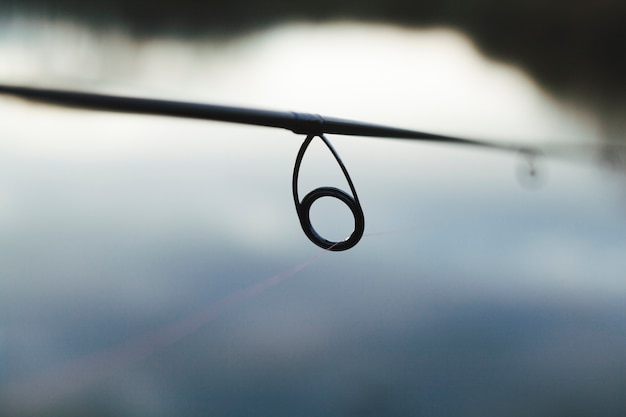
top-left (2, 216), bottom-right (423, 412)
top-left (0, 219), bottom-right (439, 413)
top-left (0, 242), bottom-right (339, 412)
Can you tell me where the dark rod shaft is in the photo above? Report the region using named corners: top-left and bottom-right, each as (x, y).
top-left (0, 84), bottom-right (509, 150)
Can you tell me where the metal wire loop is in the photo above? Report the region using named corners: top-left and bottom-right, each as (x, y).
top-left (516, 147), bottom-right (546, 189)
top-left (292, 134), bottom-right (365, 251)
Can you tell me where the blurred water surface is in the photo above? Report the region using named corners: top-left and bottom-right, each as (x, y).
top-left (1, 20), bottom-right (625, 416)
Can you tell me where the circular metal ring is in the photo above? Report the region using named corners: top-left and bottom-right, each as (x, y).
top-left (292, 134), bottom-right (365, 251)
top-left (516, 147), bottom-right (546, 189)
top-left (298, 186), bottom-right (365, 251)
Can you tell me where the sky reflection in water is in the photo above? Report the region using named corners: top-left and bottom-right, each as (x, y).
top-left (0, 21), bottom-right (625, 416)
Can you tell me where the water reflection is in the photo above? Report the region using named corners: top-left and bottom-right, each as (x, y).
top-left (1, 20), bottom-right (626, 417)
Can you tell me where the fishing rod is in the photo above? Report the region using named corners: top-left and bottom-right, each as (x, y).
top-left (0, 84), bottom-right (541, 251)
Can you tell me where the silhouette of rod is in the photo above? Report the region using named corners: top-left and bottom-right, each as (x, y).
top-left (0, 84), bottom-right (509, 150)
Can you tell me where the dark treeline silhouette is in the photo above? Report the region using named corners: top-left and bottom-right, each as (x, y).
top-left (2, 0), bottom-right (626, 136)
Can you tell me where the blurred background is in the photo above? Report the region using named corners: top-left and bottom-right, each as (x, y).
top-left (1, 1), bottom-right (626, 416)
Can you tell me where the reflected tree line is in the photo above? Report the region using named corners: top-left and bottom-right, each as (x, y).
top-left (2, 0), bottom-right (625, 139)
